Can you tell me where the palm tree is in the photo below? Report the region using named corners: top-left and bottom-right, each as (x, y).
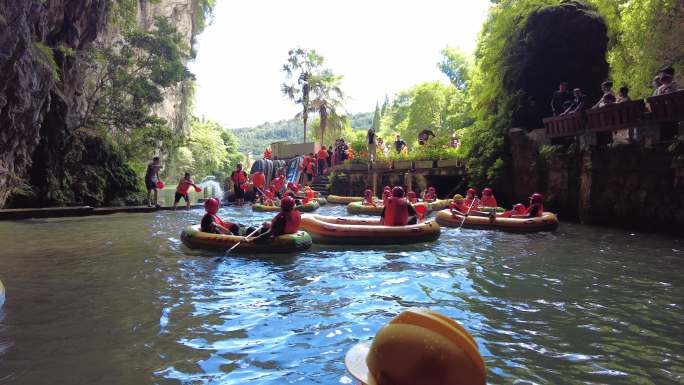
top-left (309, 69), bottom-right (347, 142)
top-left (281, 48), bottom-right (324, 142)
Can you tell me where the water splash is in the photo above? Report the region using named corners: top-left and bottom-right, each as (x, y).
top-left (199, 176), bottom-right (224, 201)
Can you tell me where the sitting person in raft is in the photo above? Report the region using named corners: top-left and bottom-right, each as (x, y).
top-left (500, 203), bottom-right (527, 218)
top-left (464, 188), bottom-right (480, 209)
top-left (201, 198), bottom-right (257, 235)
top-left (512, 193), bottom-right (545, 218)
top-left (382, 186), bottom-right (392, 207)
top-left (407, 190), bottom-right (418, 204)
top-left (380, 187), bottom-right (418, 226)
top-left (480, 187), bottom-right (498, 208)
top-left (303, 186), bottom-right (316, 204)
top-left (449, 194), bottom-right (468, 215)
top-left (362, 189), bottom-right (377, 206)
top-left (422, 186), bottom-right (437, 202)
top-left (173, 172), bottom-right (200, 210)
top-left (245, 196), bottom-right (301, 243)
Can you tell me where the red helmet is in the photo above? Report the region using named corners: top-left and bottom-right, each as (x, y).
top-left (483, 187), bottom-right (493, 196)
top-left (428, 186), bottom-right (436, 192)
top-left (530, 193), bottom-right (543, 203)
top-left (513, 203), bottom-right (526, 213)
top-left (281, 196), bottom-right (295, 210)
top-left (467, 188), bottom-right (477, 195)
top-left (392, 186), bottom-right (405, 197)
top-left (204, 197), bottom-right (220, 214)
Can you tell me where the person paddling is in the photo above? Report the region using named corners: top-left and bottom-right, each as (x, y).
top-left (380, 186), bottom-right (418, 226)
top-left (518, 193), bottom-right (545, 218)
top-left (201, 198), bottom-right (257, 236)
top-left (246, 196), bottom-right (301, 243)
top-left (480, 187), bottom-right (498, 208)
top-left (449, 194), bottom-right (468, 215)
top-left (464, 188), bottom-right (480, 209)
top-left (173, 172), bottom-right (199, 210)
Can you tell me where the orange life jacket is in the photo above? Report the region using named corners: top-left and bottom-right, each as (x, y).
top-left (481, 195), bottom-right (498, 208)
top-left (272, 209), bottom-right (301, 234)
top-left (252, 172), bottom-right (265, 188)
top-left (464, 196), bottom-right (479, 210)
top-left (450, 201), bottom-right (467, 213)
top-left (231, 170), bottom-right (246, 184)
top-left (382, 197), bottom-right (409, 226)
top-left (176, 179), bottom-right (192, 194)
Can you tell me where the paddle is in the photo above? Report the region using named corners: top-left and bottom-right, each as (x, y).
top-left (215, 226), bottom-right (262, 262)
top-left (456, 198), bottom-right (478, 230)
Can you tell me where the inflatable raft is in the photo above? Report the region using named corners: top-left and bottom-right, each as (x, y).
top-left (426, 199), bottom-right (451, 211)
top-left (181, 225), bottom-right (312, 253)
top-left (327, 195), bottom-right (364, 204)
top-left (435, 209), bottom-right (559, 233)
top-left (347, 201), bottom-right (431, 216)
top-left (300, 214), bottom-right (441, 245)
top-left (252, 200), bottom-right (320, 212)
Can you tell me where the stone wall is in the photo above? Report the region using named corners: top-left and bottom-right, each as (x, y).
top-left (509, 129), bottom-right (684, 235)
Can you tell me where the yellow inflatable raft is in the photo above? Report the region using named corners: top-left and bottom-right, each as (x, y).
top-left (300, 214), bottom-right (441, 245)
top-left (435, 209), bottom-right (559, 233)
top-left (252, 200), bottom-right (320, 212)
top-left (327, 195), bottom-right (364, 204)
top-left (181, 225), bottom-right (312, 253)
top-left (347, 201), bottom-right (431, 216)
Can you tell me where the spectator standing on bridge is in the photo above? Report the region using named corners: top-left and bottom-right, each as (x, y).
top-left (561, 88), bottom-right (587, 116)
top-left (394, 134), bottom-right (407, 154)
top-left (418, 129), bottom-right (436, 146)
top-left (657, 67), bottom-right (678, 95)
top-left (592, 81), bottom-right (615, 109)
top-left (652, 74), bottom-right (663, 96)
top-left (550, 81), bottom-right (572, 116)
top-left (367, 127), bottom-right (377, 162)
top-left (617, 86), bottom-right (630, 103)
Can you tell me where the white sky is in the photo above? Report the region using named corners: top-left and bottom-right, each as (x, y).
top-left (189, 0), bottom-right (491, 128)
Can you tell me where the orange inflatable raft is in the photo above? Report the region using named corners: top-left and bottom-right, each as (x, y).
top-left (300, 214), bottom-right (441, 245)
top-left (435, 209), bottom-right (559, 233)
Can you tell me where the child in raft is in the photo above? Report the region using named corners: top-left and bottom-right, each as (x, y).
top-left (514, 193), bottom-right (545, 218)
top-left (464, 188), bottom-right (480, 209)
top-left (480, 187), bottom-right (498, 208)
top-left (201, 198), bottom-right (257, 235)
top-left (245, 196), bottom-right (301, 243)
top-left (380, 187), bottom-right (418, 226)
top-left (303, 186), bottom-right (316, 204)
top-left (173, 172), bottom-right (199, 210)
top-left (449, 194), bottom-right (468, 215)
top-left (422, 186), bottom-right (437, 202)
top-left (500, 203), bottom-right (527, 218)
top-left (344, 308), bottom-right (486, 385)
top-left (362, 189), bottom-right (377, 206)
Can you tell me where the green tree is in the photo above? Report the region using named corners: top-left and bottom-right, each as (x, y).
top-left (437, 46), bottom-right (472, 90)
top-left (372, 102), bottom-right (381, 131)
top-left (308, 68), bottom-right (347, 143)
top-left (381, 94), bottom-right (390, 116)
top-left (80, 17), bottom-right (192, 165)
top-left (281, 48), bottom-right (324, 143)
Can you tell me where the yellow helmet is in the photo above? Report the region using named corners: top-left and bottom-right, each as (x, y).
top-left (453, 194), bottom-right (464, 201)
top-left (345, 309), bottom-right (486, 385)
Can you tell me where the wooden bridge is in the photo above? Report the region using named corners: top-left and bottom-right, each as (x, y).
top-left (543, 90), bottom-right (684, 140)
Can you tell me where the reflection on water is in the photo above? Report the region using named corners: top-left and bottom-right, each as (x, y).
top-left (0, 205), bottom-right (682, 384)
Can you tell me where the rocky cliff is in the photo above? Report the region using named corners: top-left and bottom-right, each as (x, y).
top-left (0, 0), bottom-right (199, 208)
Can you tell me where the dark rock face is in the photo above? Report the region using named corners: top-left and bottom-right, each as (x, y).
top-left (0, 0), bottom-right (142, 207)
top-left (505, 0), bottom-right (609, 129)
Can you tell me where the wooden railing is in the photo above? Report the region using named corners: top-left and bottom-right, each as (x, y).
top-left (543, 90), bottom-right (684, 138)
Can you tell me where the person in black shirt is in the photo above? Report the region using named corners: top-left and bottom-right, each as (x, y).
top-left (394, 134), bottom-right (407, 153)
top-left (561, 88), bottom-right (586, 116)
top-left (550, 82), bottom-right (572, 116)
top-left (418, 129), bottom-right (436, 145)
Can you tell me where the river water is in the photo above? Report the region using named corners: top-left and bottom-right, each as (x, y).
top-left (0, 204), bottom-right (682, 384)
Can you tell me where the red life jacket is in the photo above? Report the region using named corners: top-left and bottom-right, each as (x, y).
top-left (253, 172), bottom-right (265, 188)
top-left (231, 171), bottom-right (246, 184)
top-left (176, 179), bottom-right (192, 194)
top-left (306, 160), bottom-right (315, 174)
top-left (525, 203), bottom-right (544, 217)
top-left (481, 195), bottom-right (498, 208)
top-left (382, 197), bottom-right (409, 226)
top-left (450, 201), bottom-right (467, 213)
top-left (272, 210), bottom-right (301, 234)
top-left (208, 214), bottom-right (234, 234)
top-left (464, 196), bottom-right (479, 210)
top-left (305, 189), bottom-right (315, 199)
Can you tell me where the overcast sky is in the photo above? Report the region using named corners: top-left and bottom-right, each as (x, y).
top-left (189, 0), bottom-right (491, 128)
